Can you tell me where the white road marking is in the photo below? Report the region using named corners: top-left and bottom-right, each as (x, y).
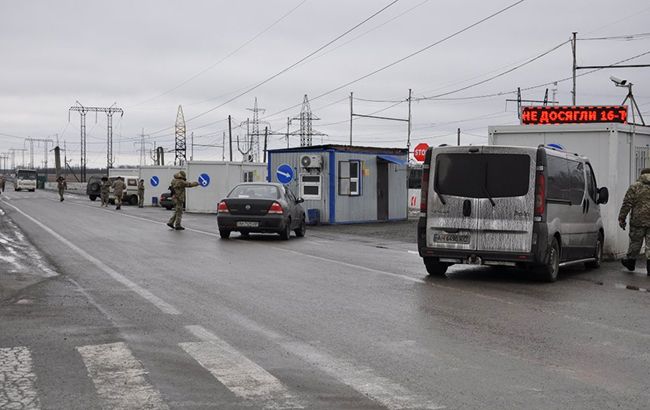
top-left (208, 312), bottom-right (445, 410)
top-left (0, 199), bottom-right (180, 315)
top-left (77, 342), bottom-right (168, 410)
top-left (0, 346), bottom-right (40, 409)
top-left (182, 325), bottom-right (303, 409)
top-left (407, 250), bottom-right (419, 255)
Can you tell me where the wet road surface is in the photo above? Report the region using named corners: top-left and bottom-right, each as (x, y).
top-left (0, 189), bottom-right (649, 409)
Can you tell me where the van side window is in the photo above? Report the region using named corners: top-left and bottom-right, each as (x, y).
top-left (569, 161), bottom-right (585, 205)
top-left (546, 156), bottom-right (571, 202)
top-left (585, 163), bottom-right (597, 202)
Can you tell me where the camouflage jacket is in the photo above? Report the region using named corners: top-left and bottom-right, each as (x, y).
top-left (170, 174), bottom-right (198, 202)
top-left (137, 181), bottom-right (145, 194)
top-left (101, 180), bottom-right (111, 194)
top-left (56, 178), bottom-right (66, 190)
top-left (112, 179), bottom-right (126, 196)
top-left (619, 173), bottom-right (650, 227)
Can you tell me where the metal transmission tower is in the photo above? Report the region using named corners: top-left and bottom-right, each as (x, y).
top-left (9, 148), bottom-right (27, 169)
top-left (24, 138), bottom-right (54, 170)
top-left (175, 105), bottom-right (187, 166)
top-left (292, 95), bottom-right (325, 147)
top-left (69, 101), bottom-right (124, 181)
top-left (244, 98), bottom-right (270, 162)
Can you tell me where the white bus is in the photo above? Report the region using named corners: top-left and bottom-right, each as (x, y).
top-left (14, 169), bottom-right (37, 192)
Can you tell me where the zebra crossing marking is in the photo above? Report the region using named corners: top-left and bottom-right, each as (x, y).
top-left (181, 325), bottom-right (303, 409)
top-left (77, 342), bottom-right (169, 410)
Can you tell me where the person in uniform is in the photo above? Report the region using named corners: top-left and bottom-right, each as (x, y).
top-left (0, 175), bottom-right (5, 193)
top-left (167, 170), bottom-right (198, 230)
top-left (56, 176), bottom-right (67, 202)
top-left (112, 177), bottom-right (126, 210)
top-left (100, 176), bottom-right (111, 207)
top-left (137, 179), bottom-right (145, 208)
top-left (619, 167), bottom-right (650, 275)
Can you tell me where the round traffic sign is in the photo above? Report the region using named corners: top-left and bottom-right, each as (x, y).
top-left (414, 143), bottom-right (429, 162)
top-left (198, 173), bottom-right (210, 187)
top-left (150, 176), bottom-right (160, 187)
top-left (276, 164), bottom-right (294, 184)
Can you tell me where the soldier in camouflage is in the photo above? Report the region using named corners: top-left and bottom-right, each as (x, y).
top-left (137, 179), bottom-right (145, 208)
top-left (112, 177), bottom-right (126, 210)
top-left (618, 168), bottom-right (650, 275)
top-left (100, 176), bottom-right (111, 207)
top-left (167, 170), bottom-right (198, 230)
top-left (56, 176), bottom-right (67, 202)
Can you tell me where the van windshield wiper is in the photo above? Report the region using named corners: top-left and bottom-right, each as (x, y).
top-left (483, 161), bottom-right (496, 207)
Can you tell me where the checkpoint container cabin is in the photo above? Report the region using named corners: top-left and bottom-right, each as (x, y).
top-left (185, 161), bottom-right (267, 213)
top-left (267, 145), bottom-right (408, 224)
top-left (489, 115), bottom-right (650, 258)
top-left (139, 166), bottom-right (184, 206)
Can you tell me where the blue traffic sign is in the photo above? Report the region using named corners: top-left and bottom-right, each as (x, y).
top-left (150, 176), bottom-right (160, 187)
top-left (198, 173), bottom-right (210, 187)
top-left (276, 164), bottom-right (294, 184)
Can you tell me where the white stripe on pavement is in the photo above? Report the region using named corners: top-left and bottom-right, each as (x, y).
top-left (0, 346), bottom-right (40, 410)
top-left (77, 342), bottom-right (169, 410)
top-left (181, 325), bottom-right (303, 409)
top-left (0, 199), bottom-right (180, 315)
top-left (213, 313), bottom-right (445, 410)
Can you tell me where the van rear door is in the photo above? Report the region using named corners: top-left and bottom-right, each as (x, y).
top-left (474, 146), bottom-right (536, 254)
top-left (426, 147), bottom-right (480, 251)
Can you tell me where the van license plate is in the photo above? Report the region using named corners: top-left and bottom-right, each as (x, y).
top-left (434, 233), bottom-right (470, 244)
top-left (237, 221), bottom-right (259, 227)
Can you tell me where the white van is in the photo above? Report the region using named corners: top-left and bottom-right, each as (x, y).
top-left (14, 169), bottom-right (37, 192)
top-left (109, 176), bottom-right (140, 205)
top-left (418, 145), bottom-right (609, 282)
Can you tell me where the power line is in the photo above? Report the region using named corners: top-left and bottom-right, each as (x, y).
top-left (579, 32), bottom-right (650, 41)
top-left (261, 0), bottom-right (526, 123)
top-left (151, 0), bottom-right (402, 136)
top-left (128, 0), bottom-right (309, 108)
top-left (415, 39), bottom-right (569, 101)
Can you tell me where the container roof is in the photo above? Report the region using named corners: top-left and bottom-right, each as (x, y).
top-left (268, 144), bottom-right (407, 155)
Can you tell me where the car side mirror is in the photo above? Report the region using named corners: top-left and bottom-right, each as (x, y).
top-left (296, 198), bottom-right (305, 204)
top-left (597, 187), bottom-right (609, 204)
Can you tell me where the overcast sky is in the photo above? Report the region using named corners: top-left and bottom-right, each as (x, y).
top-left (1, 0), bottom-right (649, 169)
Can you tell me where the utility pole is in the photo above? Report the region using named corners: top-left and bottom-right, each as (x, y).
top-left (263, 127), bottom-right (268, 163)
top-left (222, 132), bottom-right (226, 161)
top-left (457, 128), bottom-right (461, 146)
top-left (228, 115), bottom-right (233, 161)
top-left (191, 132), bottom-right (194, 161)
top-left (349, 92), bottom-right (354, 146)
top-left (407, 88), bottom-right (412, 155)
top-left (69, 101), bottom-right (124, 181)
top-left (286, 117), bottom-right (292, 148)
top-left (571, 31), bottom-right (577, 105)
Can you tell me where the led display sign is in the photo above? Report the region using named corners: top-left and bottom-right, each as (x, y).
top-left (521, 105), bottom-right (628, 125)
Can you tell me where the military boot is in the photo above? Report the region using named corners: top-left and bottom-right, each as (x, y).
top-left (647, 259), bottom-right (650, 276)
top-left (621, 258), bottom-right (636, 271)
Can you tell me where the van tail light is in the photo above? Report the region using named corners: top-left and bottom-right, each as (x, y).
top-left (534, 172), bottom-right (545, 217)
top-left (420, 149), bottom-right (432, 214)
top-left (217, 201), bottom-right (230, 213)
top-left (268, 202), bottom-right (284, 214)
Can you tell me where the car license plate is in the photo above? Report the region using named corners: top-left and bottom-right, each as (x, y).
top-left (237, 221), bottom-right (259, 227)
top-left (433, 233), bottom-right (470, 244)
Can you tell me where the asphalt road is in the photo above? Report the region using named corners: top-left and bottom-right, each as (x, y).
top-left (0, 189), bottom-right (649, 409)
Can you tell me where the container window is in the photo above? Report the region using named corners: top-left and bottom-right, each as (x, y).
top-left (435, 153), bottom-right (530, 198)
top-left (339, 160), bottom-right (361, 196)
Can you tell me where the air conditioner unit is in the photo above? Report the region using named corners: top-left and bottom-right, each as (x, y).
top-left (300, 154), bottom-right (322, 169)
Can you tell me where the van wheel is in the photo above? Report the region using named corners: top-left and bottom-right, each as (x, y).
top-left (585, 234), bottom-right (603, 269)
top-left (538, 238), bottom-right (560, 282)
top-left (424, 258), bottom-right (448, 277)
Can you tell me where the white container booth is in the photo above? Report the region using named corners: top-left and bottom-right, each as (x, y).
top-left (185, 161), bottom-right (268, 213)
top-left (139, 165), bottom-right (185, 206)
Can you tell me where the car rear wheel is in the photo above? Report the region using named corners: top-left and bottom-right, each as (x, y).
top-left (294, 217), bottom-right (306, 237)
top-left (538, 237), bottom-right (560, 282)
top-left (219, 229), bottom-right (231, 239)
top-left (424, 258), bottom-right (448, 276)
top-left (585, 234), bottom-right (603, 269)
top-left (129, 195), bottom-right (138, 206)
top-left (89, 195), bottom-right (97, 201)
top-left (279, 219), bottom-right (291, 240)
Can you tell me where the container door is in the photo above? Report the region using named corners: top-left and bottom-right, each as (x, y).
top-left (377, 162), bottom-right (389, 221)
top-left (426, 150), bottom-right (480, 251)
top-left (475, 147), bottom-right (536, 254)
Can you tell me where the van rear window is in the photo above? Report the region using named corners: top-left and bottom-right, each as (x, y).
top-left (435, 153), bottom-right (530, 198)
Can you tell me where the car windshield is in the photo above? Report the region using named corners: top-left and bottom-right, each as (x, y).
top-left (17, 170), bottom-right (37, 180)
top-left (229, 184), bottom-right (280, 199)
top-left (435, 153), bottom-right (530, 198)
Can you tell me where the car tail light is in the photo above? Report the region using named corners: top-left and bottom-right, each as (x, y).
top-left (268, 202), bottom-right (283, 214)
top-left (420, 149), bottom-right (432, 214)
top-left (534, 171), bottom-right (545, 217)
top-left (217, 201), bottom-right (229, 213)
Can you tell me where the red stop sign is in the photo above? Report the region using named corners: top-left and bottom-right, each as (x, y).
top-left (413, 143), bottom-right (429, 162)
